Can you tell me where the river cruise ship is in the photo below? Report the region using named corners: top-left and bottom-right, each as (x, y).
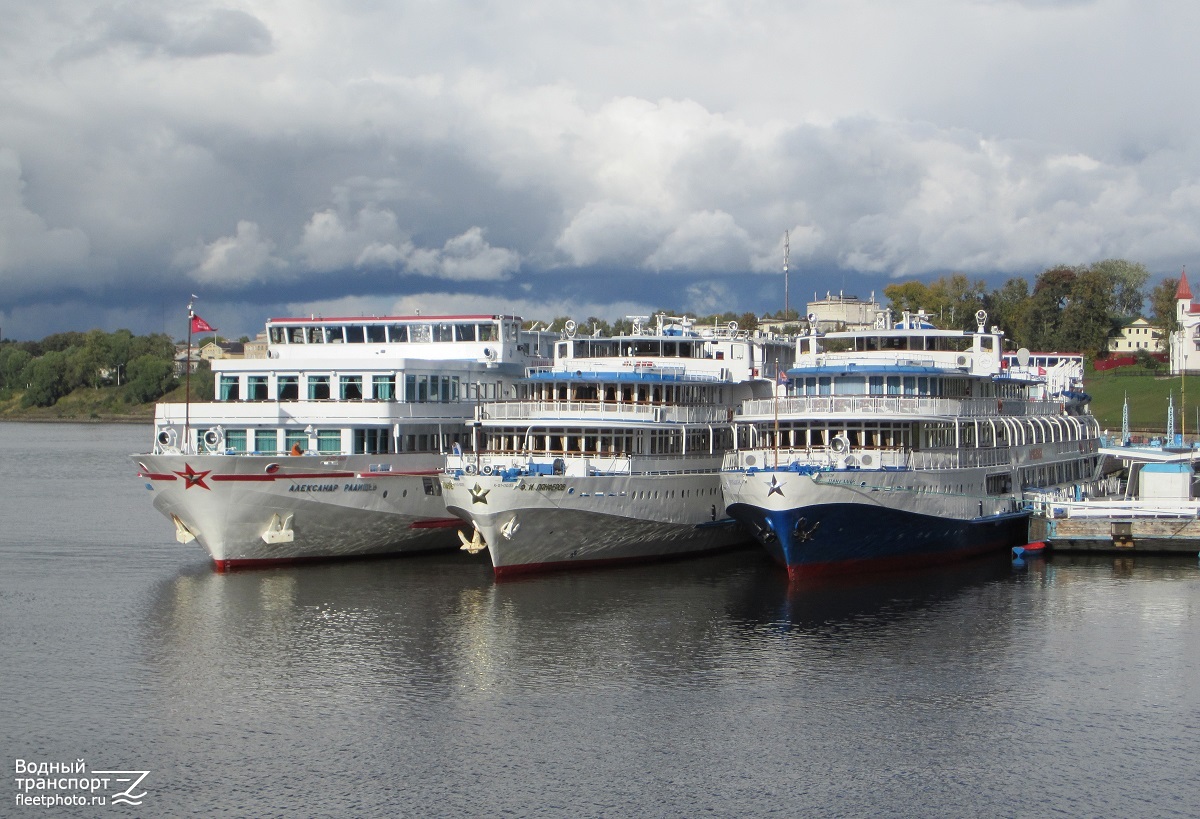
top-left (442, 316), bottom-right (792, 576)
top-left (134, 314), bottom-right (550, 569)
top-left (721, 309), bottom-right (1103, 579)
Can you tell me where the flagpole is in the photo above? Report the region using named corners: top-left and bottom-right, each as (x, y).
top-left (186, 296), bottom-right (194, 453)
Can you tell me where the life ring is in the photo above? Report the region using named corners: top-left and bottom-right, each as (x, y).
top-left (464, 463), bottom-right (477, 475)
top-left (481, 464), bottom-right (494, 475)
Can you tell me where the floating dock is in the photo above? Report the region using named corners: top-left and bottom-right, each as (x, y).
top-left (1027, 443), bottom-right (1200, 555)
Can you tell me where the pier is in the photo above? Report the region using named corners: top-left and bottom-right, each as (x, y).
top-left (1027, 442), bottom-right (1200, 555)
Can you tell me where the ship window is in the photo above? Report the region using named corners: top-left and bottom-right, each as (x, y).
top-left (327, 327), bottom-right (345, 343)
top-left (307, 327), bottom-right (325, 344)
top-left (388, 324), bottom-right (409, 343)
top-left (285, 430), bottom-right (307, 452)
top-left (410, 324), bottom-right (432, 343)
top-left (219, 375), bottom-right (239, 401)
top-left (291, 327), bottom-right (305, 343)
top-left (818, 377), bottom-right (832, 396)
top-left (373, 375), bottom-right (395, 401)
top-left (433, 323), bottom-right (454, 342)
top-left (345, 326), bottom-right (366, 343)
top-left (480, 323), bottom-right (498, 342)
top-left (225, 429), bottom-right (247, 453)
top-left (903, 377), bottom-right (916, 396)
top-left (247, 375), bottom-right (268, 401)
top-left (869, 376), bottom-right (884, 395)
top-left (307, 375), bottom-right (330, 400)
top-left (365, 325), bottom-right (386, 343)
top-left (277, 376), bottom-right (298, 400)
top-left (255, 429), bottom-right (279, 454)
top-left (455, 324), bottom-right (477, 342)
top-left (316, 429), bottom-right (341, 453)
top-left (269, 326), bottom-right (285, 344)
top-left (354, 428), bottom-right (393, 454)
top-left (887, 376), bottom-right (901, 395)
top-left (340, 375), bottom-right (363, 400)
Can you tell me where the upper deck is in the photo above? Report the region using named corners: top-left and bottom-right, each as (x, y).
top-left (212, 314), bottom-right (554, 374)
top-left (544, 315), bottom-right (794, 384)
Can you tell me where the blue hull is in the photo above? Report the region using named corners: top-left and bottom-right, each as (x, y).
top-left (728, 501), bottom-right (1030, 581)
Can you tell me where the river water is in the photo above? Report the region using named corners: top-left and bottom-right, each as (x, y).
top-left (1, 422), bottom-right (1198, 817)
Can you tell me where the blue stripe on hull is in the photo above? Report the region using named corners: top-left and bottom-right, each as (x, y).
top-left (728, 502), bottom-right (1029, 580)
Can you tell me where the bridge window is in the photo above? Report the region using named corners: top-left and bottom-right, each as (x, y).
top-left (277, 375), bottom-right (298, 400)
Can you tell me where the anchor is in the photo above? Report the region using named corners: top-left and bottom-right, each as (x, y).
top-left (458, 526), bottom-right (487, 554)
top-left (261, 513), bottom-right (295, 544)
top-left (171, 513), bottom-right (196, 544)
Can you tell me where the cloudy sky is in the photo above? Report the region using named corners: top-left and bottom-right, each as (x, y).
top-left (2, 0), bottom-right (1198, 340)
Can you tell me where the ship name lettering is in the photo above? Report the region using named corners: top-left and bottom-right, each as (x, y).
top-left (536, 483), bottom-right (566, 492)
top-left (288, 483), bottom-right (340, 492)
top-left (342, 483), bottom-right (377, 492)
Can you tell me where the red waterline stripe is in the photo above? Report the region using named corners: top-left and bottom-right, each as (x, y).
top-left (212, 543), bottom-right (458, 572)
top-left (783, 540), bottom-right (1003, 582)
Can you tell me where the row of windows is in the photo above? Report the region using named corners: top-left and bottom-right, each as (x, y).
top-left (268, 322), bottom-right (505, 345)
top-left (521, 381), bottom-right (724, 405)
top-left (217, 374), bottom-right (504, 403)
top-left (197, 427), bottom-right (467, 455)
top-left (479, 427), bottom-right (733, 456)
top-left (787, 375), bottom-right (1010, 399)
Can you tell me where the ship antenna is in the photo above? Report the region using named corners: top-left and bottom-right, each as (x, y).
top-left (783, 230), bottom-right (790, 321)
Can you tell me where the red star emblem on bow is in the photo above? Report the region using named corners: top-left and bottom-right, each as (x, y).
top-left (174, 463), bottom-right (213, 490)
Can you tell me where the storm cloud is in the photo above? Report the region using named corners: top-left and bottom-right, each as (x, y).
top-left (1, 0), bottom-right (1197, 339)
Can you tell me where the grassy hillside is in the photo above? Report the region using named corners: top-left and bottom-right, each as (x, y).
top-left (0, 386), bottom-right (155, 422)
top-left (1085, 367), bottom-right (1200, 435)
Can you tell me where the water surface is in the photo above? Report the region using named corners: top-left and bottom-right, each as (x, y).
top-left (2, 422), bottom-right (1198, 816)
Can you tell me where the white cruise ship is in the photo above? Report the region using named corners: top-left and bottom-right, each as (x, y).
top-left (134, 314), bottom-right (550, 570)
top-left (721, 309), bottom-right (1104, 580)
top-left (442, 316), bottom-right (793, 577)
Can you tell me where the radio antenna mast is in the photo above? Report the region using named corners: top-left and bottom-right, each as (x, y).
top-left (783, 230), bottom-right (790, 320)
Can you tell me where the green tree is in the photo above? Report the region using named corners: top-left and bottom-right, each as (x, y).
top-left (1057, 267), bottom-right (1119, 357)
top-left (20, 351), bottom-right (69, 407)
top-left (1150, 278), bottom-right (1181, 334)
top-left (1091, 258), bottom-right (1150, 317)
top-left (984, 277), bottom-right (1030, 341)
top-left (0, 346), bottom-right (32, 390)
top-left (125, 354), bottom-right (177, 403)
top-left (1020, 265), bottom-right (1078, 350)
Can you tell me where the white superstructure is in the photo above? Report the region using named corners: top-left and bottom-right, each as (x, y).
top-left (722, 309), bottom-right (1104, 579)
top-left (134, 314), bottom-right (550, 569)
top-left (442, 316), bottom-right (791, 576)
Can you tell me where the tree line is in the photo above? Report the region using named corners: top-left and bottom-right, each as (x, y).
top-left (0, 329), bottom-right (178, 408)
top-left (883, 259), bottom-right (1179, 358)
top-left (0, 259), bottom-right (1181, 410)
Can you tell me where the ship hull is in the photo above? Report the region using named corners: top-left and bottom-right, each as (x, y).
top-left (722, 469), bottom-right (1029, 581)
top-left (444, 472), bottom-right (750, 577)
top-left (135, 453), bottom-right (458, 569)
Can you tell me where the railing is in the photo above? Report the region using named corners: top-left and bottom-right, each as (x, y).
top-left (479, 400), bottom-right (734, 424)
top-left (737, 395), bottom-right (1063, 419)
top-left (525, 364), bottom-right (719, 382)
top-left (447, 451), bottom-right (725, 478)
top-left (723, 436), bottom-right (1090, 472)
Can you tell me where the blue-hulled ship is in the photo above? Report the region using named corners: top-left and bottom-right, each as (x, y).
top-left (721, 308), bottom-right (1103, 580)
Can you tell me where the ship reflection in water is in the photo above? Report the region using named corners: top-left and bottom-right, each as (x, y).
top-left (138, 549), bottom-right (1200, 817)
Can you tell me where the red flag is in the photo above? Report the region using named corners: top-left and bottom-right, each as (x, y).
top-left (191, 314), bottom-right (216, 334)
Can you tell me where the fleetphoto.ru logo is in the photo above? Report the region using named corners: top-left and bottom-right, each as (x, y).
top-left (13, 759), bottom-right (150, 809)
